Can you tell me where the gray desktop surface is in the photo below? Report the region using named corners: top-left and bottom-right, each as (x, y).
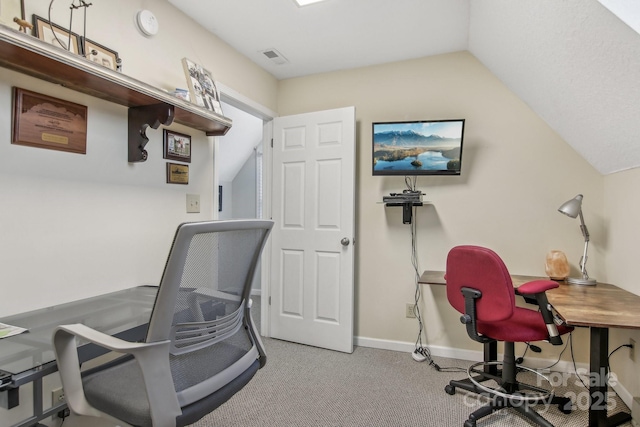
top-left (0, 286), bottom-right (157, 384)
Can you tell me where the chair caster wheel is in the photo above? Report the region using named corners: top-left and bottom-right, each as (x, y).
top-left (463, 420), bottom-right (476, 427)
top-left (445, 384), bottom-right (456, 395)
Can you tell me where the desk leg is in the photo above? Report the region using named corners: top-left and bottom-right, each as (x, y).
top-left (589, 327), bottom-right (632, 427)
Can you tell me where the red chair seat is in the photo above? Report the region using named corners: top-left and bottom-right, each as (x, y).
top-left (477, 306), bottom-right (573, 342)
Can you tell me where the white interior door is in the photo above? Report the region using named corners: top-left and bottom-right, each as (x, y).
top-left (270, 106), bottom-right (355, 353)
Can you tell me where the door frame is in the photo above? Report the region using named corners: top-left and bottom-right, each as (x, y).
top-left (217, 83), bottom-right (276, 338)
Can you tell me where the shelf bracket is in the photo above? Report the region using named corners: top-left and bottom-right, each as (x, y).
top-left (384, 202), bottom-right (424, 225)
top-left (128, 103), bottom-right (175, 162)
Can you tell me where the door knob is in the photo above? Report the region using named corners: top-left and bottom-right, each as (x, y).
top-left (341, 237), bottom-right (350, 247)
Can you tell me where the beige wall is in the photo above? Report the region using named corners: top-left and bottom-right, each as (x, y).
top-left (604, 168), bottom-right (640, 399)
top-left (3, 0), bottom-right (640, 418)
top-left (278, 52), bottom-right (604, 363)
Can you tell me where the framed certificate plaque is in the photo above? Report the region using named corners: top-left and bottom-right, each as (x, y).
top-left (12, 87), bottom-right (87, 154)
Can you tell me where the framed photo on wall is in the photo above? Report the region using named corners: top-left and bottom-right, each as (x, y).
top-left (163, 129), bottom-right (191, 163)
top-left (182, 58), bottom-right (223, 115)
top-left (32, 15), bottom-right (82, 55)
top-left (81, 37), bottom-right (120, 71)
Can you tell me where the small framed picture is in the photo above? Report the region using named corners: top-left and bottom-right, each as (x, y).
top-left (81, 38), bottom-right (119, 71)
top-left (167, 163), bottom-right (189, 185)
top-left (163, 129), bottom-right (191, 163)
top-left (33, 15), bottom-right (82, 55)
top-left (182, 58), bottom-right (223, 115)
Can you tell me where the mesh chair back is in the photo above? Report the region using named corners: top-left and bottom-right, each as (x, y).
top-left (146, 220), bottom-right (272, 406)
top-left (446, 245), bottom-right (515, 322)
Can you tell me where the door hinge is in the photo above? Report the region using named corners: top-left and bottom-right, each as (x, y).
top-left (270, 138), bottom-right (273, 148)
top-left (268, 296), bottom-right (272, 305)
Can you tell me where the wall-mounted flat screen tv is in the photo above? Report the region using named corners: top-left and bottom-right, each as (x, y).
top-left (372, 119), bottom-right (465, 176)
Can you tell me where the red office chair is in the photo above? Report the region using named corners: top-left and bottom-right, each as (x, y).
top-left (444, 245), bottom-right (573, 427)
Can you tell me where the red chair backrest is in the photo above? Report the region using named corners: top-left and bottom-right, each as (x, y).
top-left (446, 245), bottom-right (515, 322)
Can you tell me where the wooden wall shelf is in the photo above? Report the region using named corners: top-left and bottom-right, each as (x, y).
top-left (0, 24), bottom-right (232, 162)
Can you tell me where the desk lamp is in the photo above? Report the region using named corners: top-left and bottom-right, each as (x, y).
top-left (558, 194), bottom-right (596, 285)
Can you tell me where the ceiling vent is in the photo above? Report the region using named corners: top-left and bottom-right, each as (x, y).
top-left (260, 48), bottom-right (289, 65)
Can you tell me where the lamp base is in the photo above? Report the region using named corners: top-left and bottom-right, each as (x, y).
top-left (566, 276), bottom-right (596, 286)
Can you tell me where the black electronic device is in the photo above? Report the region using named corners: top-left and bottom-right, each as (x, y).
top-left (372, 119), bottom-right (465, 176)
top-left (383, 190), bottom-right (423, 224)
top-left (382, 191), bottom-right (422, 204)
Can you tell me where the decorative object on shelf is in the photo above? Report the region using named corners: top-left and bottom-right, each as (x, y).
top-left (80, 37), bottom-right (119, 70)
top-left (32, 14), bottom-right (82, 54)
top-left (13, 17), bottom-right (32, 32)
top-left (182, 58), bottom-right (223, 115)
top-left (163, 129), bottom-right (191, 163)
top-left (167, 162), bottom-right (189, 185)
top-left (0, 0), bottom-right (25, 30)
top-left (545, 250), bottom-right (570, 280)
top-left (70, 0), bottom-right (91, 48)
top-left (170, 88), bottom-right (190, 101)
top-left (136, 9), bottom-right (159, 37)
top-left (557, 194), bottom-right (596, 285)
top-left (12, 87), bottom-right (87, 154)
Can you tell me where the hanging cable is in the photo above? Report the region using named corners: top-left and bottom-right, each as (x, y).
top-left (407, 176), bottom-right (464, 373)
top-left (570, 333), bottom-right (590, 389)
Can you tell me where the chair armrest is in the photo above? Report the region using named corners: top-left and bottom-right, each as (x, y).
top-left (517, 280), bottom-right (559, 295)
top-left (53, 324), bottom-right (182, 427)
top-left (513, 281), bottom-right (564, 345)
top-left (459, 287), bottom-right (493, 344)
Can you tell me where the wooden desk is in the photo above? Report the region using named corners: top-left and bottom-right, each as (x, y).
top-left (547, 282), bottom-right (640, 427)
top-left (419, 270), bottom-right (541, 288)
top-left (420, 270), bottom-right (640, 427)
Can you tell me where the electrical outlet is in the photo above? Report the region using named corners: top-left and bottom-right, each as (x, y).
top-left (406, 303), bottom-right (416, 318)
top-left (630, 338), bottom-right (636, 361)
top-left (51, 387), bottom-right (64, 419)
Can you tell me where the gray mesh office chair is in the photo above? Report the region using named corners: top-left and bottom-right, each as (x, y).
top-left (53, 219), bottom-right (273, 427)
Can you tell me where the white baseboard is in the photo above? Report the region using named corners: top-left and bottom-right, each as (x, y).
top-left (612, 379), bottom-right (634, 411)
top-left (355, 336), bottom-right (481, 362)
top-left (355, 336), bottom-right (588, 374)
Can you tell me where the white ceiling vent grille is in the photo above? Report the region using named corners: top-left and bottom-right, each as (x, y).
top-left (260, 48), bottom-right (289, 65)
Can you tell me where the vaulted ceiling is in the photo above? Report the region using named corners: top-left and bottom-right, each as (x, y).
top-left (169, 0), bottom-right (640, 176)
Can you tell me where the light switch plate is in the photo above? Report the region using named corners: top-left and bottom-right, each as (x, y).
top-left (186, 194), bottom-right (200, 213)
